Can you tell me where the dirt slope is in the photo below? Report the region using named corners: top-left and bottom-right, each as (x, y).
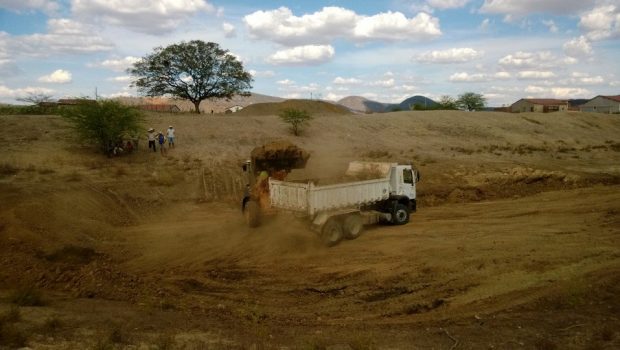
top-left (1, 110), bottom-right (619, 349)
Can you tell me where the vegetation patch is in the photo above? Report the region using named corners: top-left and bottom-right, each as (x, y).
top-left (0, 322), bottom-right (27, 348)
top-left (360, 287), bottom-right (413, 302)
top-left (9, 286), bottom-right (46, 306)
top-left (403, 298), bottom-right (445, 314)
top-left (0, 162), bottom-right (19, 176)
top-left (45, 245), bottom-right (96, 265)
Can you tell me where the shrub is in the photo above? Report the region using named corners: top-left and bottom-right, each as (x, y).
top-left (279, 108), bottom-right (312, 136)
top-left (10, 286), bottom-right (45, 306)
top-left (61, 100), bottom-right (144, 154)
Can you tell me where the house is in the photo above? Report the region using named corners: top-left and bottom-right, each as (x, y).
top-left (138, 104), bottom-right (180, 113)
top-left (579, 95), bottom-right (620, 114)
top-left (511, 99), bottom-right (569, 113)
top-left (58, 98), bottom-right (96, 105)
top-left (225, 105), bottom-right (243, 114)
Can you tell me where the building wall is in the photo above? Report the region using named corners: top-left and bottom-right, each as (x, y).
top-left (580, 96), bottom-right (620, 114)
top-left (511, 100), bottom-right (543, 113)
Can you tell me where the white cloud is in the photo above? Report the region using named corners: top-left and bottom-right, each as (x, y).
top-left (426, 0), bottom-right (470, 9)
top-left (517, 70), bottom-right (556, 80)
top-left (498, 51), bottom-right (558, 69)
top-left (563, 36), bottom-right (593, 58)
top-left (276, 79), bottom-right (295, 85)
top-left (0, 0), bottom-right (59, 14)
top-left (107, 75), bottom-right (131, 83)
top-left (267, 45), bottom-right (335, 65)
top-left (525, 86), bottom-right (592, 99)
top-left (368, 78), bottom-right (395, 87)
top-left (542, 19), bottom-right (558, 33)
top-left (480, 0), bottom-right (596, 16)
top-left (4, 19), bottom-right (114, 57)
top-left (89, 56), bottom-right (140, 72)
top-left (0, 85), bottom-right (55, 103)
top-left (479, 18), bottom-right (491, 30)
top-left (71, 0), bottom-right (214, 35)
top-left (222, 22), bottom-right (236, 38)
top-left (38, 69), bottom-right (72, 83)
top-left (354, 12), bottom-right (441, 41)
top-left (325, 92), bottom-right (346, 101)
top-left (249, 70), bottom-right (275, 78)
top-left (244, 7), bottom-right (357, 45)
top-left (333, 76), bottom-right (362, 85)
top-left (569, 72), bottom-right (605, 85)
top-left (244, 6), bottom-right (441, 46)
top-left (563, 57), bottom-right (578, 65)
top-left (449, 72), bottom-right (487, 82)
top-left (579, 5), bottom-right (620, 41)
top-left (494, 71), bottom-right (511, 79)
top-left (416, 47), bottom-right (483, 63)
top-left (399, 84), bottom-right (418, 92)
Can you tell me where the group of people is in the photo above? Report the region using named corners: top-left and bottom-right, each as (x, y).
top-left (147, 126), bottom-right (176, 155)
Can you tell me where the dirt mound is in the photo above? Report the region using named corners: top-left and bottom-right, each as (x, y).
top-left (235, 99), bottom-right (351, 116)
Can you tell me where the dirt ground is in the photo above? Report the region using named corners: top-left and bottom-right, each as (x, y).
top-left (1, 110), bottom-right (619, 349)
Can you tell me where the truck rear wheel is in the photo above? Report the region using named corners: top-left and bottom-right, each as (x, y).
top-left (245, 200), bottom-right (261, 228)
top-left (321, 218), bottom-right (343, 247)
top-left (343, 214), bottom-right (364, 240)
top-left (392, 203), bottom-right (410, 225)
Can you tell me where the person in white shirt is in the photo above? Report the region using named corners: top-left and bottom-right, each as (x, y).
top-left (147, 128), bottom-right (157, 152)
top-left (167, 126), bottom-right (175, 148)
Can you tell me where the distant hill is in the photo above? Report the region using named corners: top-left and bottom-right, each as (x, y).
top-left (337, 96), bottom-right (387, 113)
top-left (114, 93), bottom-right (284, 113)
top-left (235, 99), bottom-right (351, 116)
top-left (394, 96), bottom-right (438, 111)
top-left (337, 95), bottom-right (438, 113)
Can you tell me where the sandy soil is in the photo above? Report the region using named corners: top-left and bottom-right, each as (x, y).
top-left (1, 110), bottom-right (619, 349)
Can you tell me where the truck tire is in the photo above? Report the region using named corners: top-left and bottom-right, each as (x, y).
top-left (391, 203), bottom-right (410, 225)
top-left (245, 200), bottom-right (261, 228)
top-left (321, 218), bottom-right (344, 247)
top-left (343, 214), bottom-right (364, 240)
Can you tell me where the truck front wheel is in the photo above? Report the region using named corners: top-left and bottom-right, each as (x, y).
top-left (321, 218), bottom-right (344, 247)
top-left (392, 203), bottom-right (410, 225)
top-left (244, 200), bottom-right (261, 228)
top-left (343, 214), bottom-right (364, 240)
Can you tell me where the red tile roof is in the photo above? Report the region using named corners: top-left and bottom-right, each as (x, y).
top-left (522, 99), bottom-right (568, 106)
top-left (601, 95), bottom-right (620, 102)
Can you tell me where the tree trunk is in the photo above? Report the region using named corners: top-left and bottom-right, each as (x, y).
top-left (193, 100), bottom-right (201, 114)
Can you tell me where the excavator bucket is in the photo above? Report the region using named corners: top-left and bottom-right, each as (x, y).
top-left (250, 140), bottom-right (310, 175)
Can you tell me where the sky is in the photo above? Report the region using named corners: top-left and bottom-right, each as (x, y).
top-left (0, 0), bottom-right (619, 106)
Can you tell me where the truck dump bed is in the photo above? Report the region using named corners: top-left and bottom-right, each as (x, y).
top-left (269, 175), bottom-right (391, 216)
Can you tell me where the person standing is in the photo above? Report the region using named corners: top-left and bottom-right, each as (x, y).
top-left (147, 128), bottom-right (157, 152)
top-left (167, 125), bottom-right (175, 148)
top-left (158, 131), bottom-right (167, 155)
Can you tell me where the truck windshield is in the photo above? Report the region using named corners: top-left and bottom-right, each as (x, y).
top-left (403, 169), bottom-right (413, 184)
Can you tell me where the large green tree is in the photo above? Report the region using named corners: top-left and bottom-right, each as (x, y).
top-left (129, 41), bottom-right (253, 113)
top-left (457, 92), bottom-right (486, 111)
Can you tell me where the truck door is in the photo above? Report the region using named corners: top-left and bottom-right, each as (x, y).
top-left (397, 166), bottom-right (415, 199)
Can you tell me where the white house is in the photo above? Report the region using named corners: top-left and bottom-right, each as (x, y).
top-left (580, 95), bottom-right (620, 114)
top-left (225, 105), bottom-right (244, 113)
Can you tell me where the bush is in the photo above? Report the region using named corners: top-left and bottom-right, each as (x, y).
top-left (61, 100), bottom-right (144, 154)
top-left (279, 108), bottom-right (312, 136)
top-left (10, 286), bottom-right (45, 306)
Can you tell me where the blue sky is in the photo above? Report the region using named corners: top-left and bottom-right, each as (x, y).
top-left (0, 0), bottom-right (619, 106)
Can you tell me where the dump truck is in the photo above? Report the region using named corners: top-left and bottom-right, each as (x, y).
top-left (241, 142), bottom-right (419, 246)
